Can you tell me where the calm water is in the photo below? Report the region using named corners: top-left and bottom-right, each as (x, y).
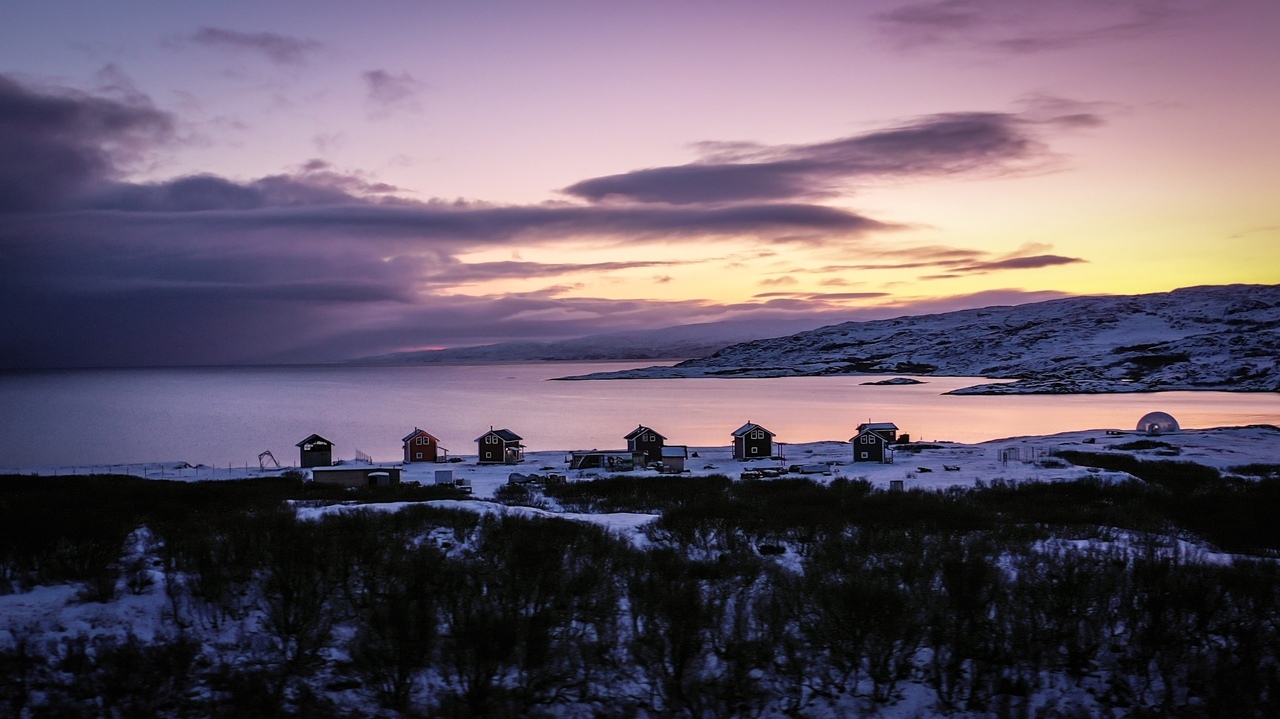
top-left (0, 362), bottom-right (1276, 468)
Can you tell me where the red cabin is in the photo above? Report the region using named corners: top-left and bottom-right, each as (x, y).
top-left (402, 428), bottom-right (445, 463)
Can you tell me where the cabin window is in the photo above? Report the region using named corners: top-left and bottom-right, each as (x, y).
top-left (415, 452), bottom-right (423, 459)
top-left (861, 435), bottom-right (875, 444)
top-left (750, 446), bottom-right (758, 455)
top-left (860, 452), bottom-right (868, 459)
top-left (749, 429), bottom-right (765, 439)
top-left (645, 434), bottom-right (654, 442)
top-left (486, 435), bottom-right (499, 444)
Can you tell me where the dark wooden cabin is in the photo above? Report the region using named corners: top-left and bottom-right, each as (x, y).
top-left (311, 465), bottom-right (401, 488)
top-left (624, 425), bottom-right (667, 465)
top-left (732, 422), bottom-right (774, 459)
top-left (296, 434), bottom-right (334, 468)
top-left (402, 428), bottom-right (444, 463)
top-left (476, 428), bottom-right (524, 465)
top-left (852, 422), bottom-right (899, 463)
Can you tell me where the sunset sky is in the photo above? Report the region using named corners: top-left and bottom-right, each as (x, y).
top-left (2, 0), bottom-right (1277, 368)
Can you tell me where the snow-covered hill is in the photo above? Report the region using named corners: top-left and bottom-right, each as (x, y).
top-left (563, 284), bottom-right (1280, 394)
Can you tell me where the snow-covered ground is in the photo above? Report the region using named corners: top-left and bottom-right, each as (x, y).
top-left (3, 425), bottom-right (1276, 718)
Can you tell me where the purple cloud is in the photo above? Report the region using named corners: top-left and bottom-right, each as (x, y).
top-left (190, 27), bottom-right (323, 65)
top-left (0, 74), bottom-right (1077, 369)
top-left (801, 245), bottom-right (1086, 278)
top-left (876, 0), bottom-right (1193, 54)
top-left (562, 110), bottom-right (1098, 205)
top-left (363, 70), bottom-right (425, 113)
top-left (951, 254), bottom-right (1086, 272)
top-left (0, 74), bottom-right (172, 211)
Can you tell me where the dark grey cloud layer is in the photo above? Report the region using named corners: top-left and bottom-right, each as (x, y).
top-left (0, 74), bottom-right (1086, 368)
top-left (190, 27), bottom-right (324, 65)
top-left (0, 75), bottom-right (172, 211)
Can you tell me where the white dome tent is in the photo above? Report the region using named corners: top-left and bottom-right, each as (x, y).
top-left (1136, 411), bottom-right (1180, 435)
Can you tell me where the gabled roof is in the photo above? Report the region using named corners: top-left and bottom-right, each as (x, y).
top-left (624, 425), bottom-right (667, 441)
top-left (402, 427), bottom-right (438, 443)
top-left (732, 422), bottom-right (774, 437)
top-left (296, 434), bottom-right (332, 447)
top-left (849, 430), bottom-right (889, 443)
top-left (475, 428), bottom-right (523, 443)
top-left (851, 422), bottom-right (898, 442)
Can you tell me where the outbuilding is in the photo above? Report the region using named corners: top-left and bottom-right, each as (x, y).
top-left (296, 434), bottom-right (334, 468)
top-left (1137, 412), bottom-right (1180, 435)
top-left (732, 422), bottom-right (775, 459)
top-left (476, 428), bottom-right (524, 465)
top-left (660, 445), bottom-right (689, 473)
top-left (311, 465), bottom-right (402, 488)
top-left (569, 450), bottom-right (636, 472)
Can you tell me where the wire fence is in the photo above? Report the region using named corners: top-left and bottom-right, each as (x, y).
top-left (1, 462), bottom-right (300, 479)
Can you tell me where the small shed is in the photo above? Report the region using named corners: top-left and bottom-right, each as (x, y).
top-left (569, 450), bottom-right (636, 471)
top-left (311, 464), bottom-right (401, 488)
top-left (852, 422), bottom-right (898, 463)
top-left (732, 422), bottom-right (775, 459)
top-left (624, 425), bottom-right (667, 465)
top-left (296, 434), bottom-right (334, 468)
top-left (402, 428), bottom-right (446, 463)
top-left (660, 445), bottom-right (688, 473)
top-left (476, 428), bottom-right (524, 465)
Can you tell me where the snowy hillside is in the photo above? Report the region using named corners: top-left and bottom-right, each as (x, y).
top-left (564, 284), bottom-right (1280, 394)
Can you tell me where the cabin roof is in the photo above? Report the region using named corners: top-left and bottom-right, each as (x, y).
top-left (296, 433), bottom-right (332, 447)
top-left (475, 428), bottom-right (523, 443)
top-left (849, 431), bottom-right (890, 443)
top-left (401, 427), bottom-right (439, 443)
top-left (661, 445), bottom-right (688, 458)
top-left (569, 449), bottom-right (633, 458)
top-left (732, 422), bottom-right (773, 437)
top-left (857, 422), bottom-right (899, 432)
top-left (624, 425), bottom-right (667, 441)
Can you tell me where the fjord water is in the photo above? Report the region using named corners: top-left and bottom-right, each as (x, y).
top-left (1, 362), bottom-right (1276, 468)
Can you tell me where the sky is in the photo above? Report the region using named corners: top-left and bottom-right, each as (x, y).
top-left (1, 0), bottom-right (1277, 368)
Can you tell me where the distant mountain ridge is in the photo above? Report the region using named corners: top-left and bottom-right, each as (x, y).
top-left (560, 284), bottom-right (1280, 394)
top-left (354, 317), bottom-right (839, 365)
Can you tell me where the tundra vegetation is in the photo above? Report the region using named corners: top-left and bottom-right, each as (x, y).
top-left (1, 459), bottom-right (1278, 718)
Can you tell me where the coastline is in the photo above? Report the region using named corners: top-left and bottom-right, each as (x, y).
top-left (555, 365), bottom-right (1279, 395)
